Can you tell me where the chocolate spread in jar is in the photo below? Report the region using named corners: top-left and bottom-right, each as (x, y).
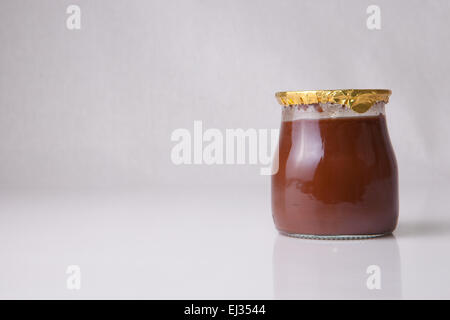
top-left (271, 113), bottom-right (398, 237)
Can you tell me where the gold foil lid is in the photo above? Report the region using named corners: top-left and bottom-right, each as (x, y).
top-left (275, 89), bottom-right (392, 113)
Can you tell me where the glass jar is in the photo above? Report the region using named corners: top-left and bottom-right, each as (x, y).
top-left (272, 90), bottom-right (398, 239)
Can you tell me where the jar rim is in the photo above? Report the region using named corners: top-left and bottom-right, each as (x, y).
top-left (275, 89), bottom-right (392, 113)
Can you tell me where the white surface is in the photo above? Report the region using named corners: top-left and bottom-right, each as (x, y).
top-left (0, 181), bottom-right (449, 299)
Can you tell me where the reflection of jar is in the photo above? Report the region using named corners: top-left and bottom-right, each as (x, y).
top-left (273, 235), bottom-right (402, 299)
top-left (272, 90), bottom-right (398, 239)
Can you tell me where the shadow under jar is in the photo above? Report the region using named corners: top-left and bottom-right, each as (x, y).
top-left (272, 90), bottom-right (398, 239)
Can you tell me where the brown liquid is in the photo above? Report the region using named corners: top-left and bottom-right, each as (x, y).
top-left (272, 114), bottom-right (398, 236)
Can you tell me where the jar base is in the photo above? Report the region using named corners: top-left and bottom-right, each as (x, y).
top-left (279, 230), bottom-right (391, 240)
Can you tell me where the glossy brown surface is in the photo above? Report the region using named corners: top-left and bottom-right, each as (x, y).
top-left (272, 115), bottom-right (398, 236)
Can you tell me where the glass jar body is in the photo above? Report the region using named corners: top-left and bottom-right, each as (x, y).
top-left (271, 103), bottom-right (398, 239)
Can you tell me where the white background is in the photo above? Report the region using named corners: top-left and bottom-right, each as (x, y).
top-left (0, 0), bottom-right (449, 299)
